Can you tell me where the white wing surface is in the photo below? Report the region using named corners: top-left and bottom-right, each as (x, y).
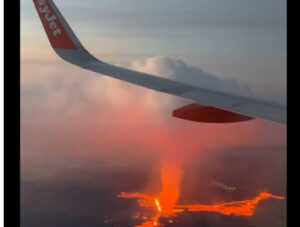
top-left (33, 0), bottom-right (286, 124)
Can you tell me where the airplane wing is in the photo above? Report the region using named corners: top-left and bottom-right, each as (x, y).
top-left (32, 0), bottom-right (286, 124)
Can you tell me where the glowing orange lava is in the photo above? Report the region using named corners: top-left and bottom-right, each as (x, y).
top-left (174, 192), bottom-right (284, 216)
top-left (119, 191), bottom-right (284, 226)
top-left (155, 199), bottom-right (162, 213)
top-left (118, 153), bottom-right (284, 226)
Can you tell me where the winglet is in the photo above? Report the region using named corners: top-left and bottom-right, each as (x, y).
top-left (33, 0), bottom-right (84, 50)
top-left (33, 0), bottom-right (100, 66)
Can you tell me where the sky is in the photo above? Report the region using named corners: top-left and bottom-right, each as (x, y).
top-left (21, 0), bottom-right (286, 102)
top-left (21, 0), bottom-right (286, 227)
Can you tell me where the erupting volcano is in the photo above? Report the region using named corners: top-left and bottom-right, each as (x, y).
top-left (118, 159), bottom-right (284, 227)
top-left (116, 119), bottom-right (285, 227)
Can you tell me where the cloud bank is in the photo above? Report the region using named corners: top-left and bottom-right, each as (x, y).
top-left (130, 55), bottom-right (252, 95)
top-left (21, 55), bottom-right (286, 227)
top-left (21, 55), bottom-right (286, 178)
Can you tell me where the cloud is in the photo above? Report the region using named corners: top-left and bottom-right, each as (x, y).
top-left (23, 56), bottom-right (286, 151)
top-left (129, 55), bottom-right (252, 95)
top-left (22, 55), bottom-right (254, 118)
top-left (21, 55), bottom-right (286, 227)
top-left (21, 56), bottom-right (286, 181)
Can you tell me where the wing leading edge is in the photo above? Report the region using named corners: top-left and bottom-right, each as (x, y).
top-left (33, 0), bottom-right (286, 124)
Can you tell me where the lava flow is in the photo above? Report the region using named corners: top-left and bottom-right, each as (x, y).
top-left (118, 127), bottom-right (285, 227)
top-left (119, 191), bottom-right (284, 226)
top-left (118, 160), bottom-right (284, 227)
top-left (174, 192), bottom-right (284, 216)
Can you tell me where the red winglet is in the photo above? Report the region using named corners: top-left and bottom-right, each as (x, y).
top-left (33, 0), bottom-right (77, 49)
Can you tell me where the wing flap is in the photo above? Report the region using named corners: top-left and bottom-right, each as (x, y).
top-left (172, 103), bottom-right (254, 123)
